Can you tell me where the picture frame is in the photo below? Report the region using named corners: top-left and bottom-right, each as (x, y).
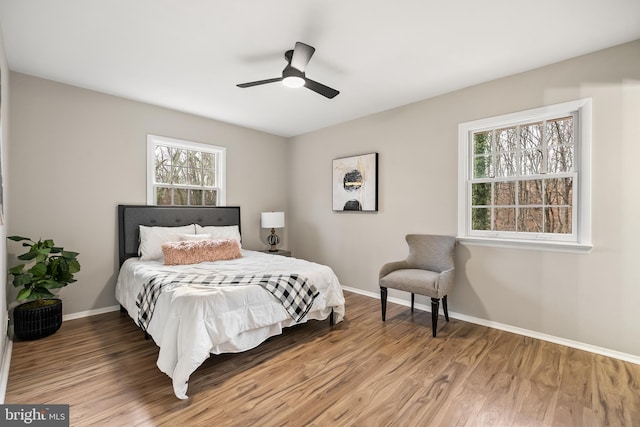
top-left (332, 152), bottom-right (378, 212)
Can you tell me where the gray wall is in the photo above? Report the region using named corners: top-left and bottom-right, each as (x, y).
top-left (7, 72), bottom-right (289, 314)
top-left (288, 40), bottom-right (640, 357)
top-left (0, 22), bottom-right (9, 376)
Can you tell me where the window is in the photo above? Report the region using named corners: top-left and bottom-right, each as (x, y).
top-left (458, 99), bottom-right (591, 252)
top-left (147, 134), bottom-right (226, 206)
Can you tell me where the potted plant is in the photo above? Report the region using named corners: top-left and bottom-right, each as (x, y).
top-left (7, 235), bottom-right (81, 340)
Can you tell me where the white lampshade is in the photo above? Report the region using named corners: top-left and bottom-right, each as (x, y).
top-left (261, 212), bottom-right (285, 229)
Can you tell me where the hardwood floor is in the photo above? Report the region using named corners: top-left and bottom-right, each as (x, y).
top-left (6, 291), bottom-right (640, 426)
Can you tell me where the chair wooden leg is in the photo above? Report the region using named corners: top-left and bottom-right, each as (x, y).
top-left (443, 295), bottom-right (449, 322)
top-left (431, 298), bottom-right (440, 337)
top-left (380, 287), bottom-right (387, 321)
top-left (411, 293), bottom-right (415, 312)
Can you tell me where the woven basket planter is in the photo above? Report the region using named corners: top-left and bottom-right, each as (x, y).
top-left (13, 299), bottom-right (63, 340)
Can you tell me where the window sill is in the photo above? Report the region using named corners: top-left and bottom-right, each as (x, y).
top-left (457, 236), bottom-right (593, 253)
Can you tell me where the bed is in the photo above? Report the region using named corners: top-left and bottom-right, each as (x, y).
top-left (115, 205), bottom-right (345, 399)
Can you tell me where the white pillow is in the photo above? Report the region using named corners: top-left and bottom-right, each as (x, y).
top-left (195, 224), bottom-right (242, 247)
top-left (178, 233), bottom-right (212, 241)
top-left (139, 224), bottom-right (196, 260)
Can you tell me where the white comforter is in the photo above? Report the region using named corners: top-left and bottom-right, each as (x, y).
top-left (115, 250), bottom-right (345, 399)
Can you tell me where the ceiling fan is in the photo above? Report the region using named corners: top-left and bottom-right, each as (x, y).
top-left (237, 42), bottom-right (340, 99)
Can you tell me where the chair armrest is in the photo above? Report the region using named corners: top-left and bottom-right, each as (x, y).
top-left (379, 260), bottom-right (410, 281)
top-left (436, 267), bottom-right (455, 294)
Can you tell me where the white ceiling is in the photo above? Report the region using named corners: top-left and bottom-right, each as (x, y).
top-left (1, 1), bottom-right (639, 137)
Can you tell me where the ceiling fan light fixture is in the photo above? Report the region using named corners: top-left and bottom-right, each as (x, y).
top-left (282, 75), bottom-right (305, 88)
top-left (237, 42), bottom-right (339, 98)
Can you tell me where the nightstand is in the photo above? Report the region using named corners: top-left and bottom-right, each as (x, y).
top-left (260, 249), bottom-right (291, 257)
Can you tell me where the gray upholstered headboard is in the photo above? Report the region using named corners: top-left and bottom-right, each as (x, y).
top-left (118, 205), bottom-right (241, 265)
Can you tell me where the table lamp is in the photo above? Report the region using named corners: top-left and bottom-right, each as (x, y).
top-left (261, 211), bottom-right (285, 252)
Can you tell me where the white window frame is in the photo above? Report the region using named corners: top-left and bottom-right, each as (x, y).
top-left (457, 99), bottom-right (592, 252)
top-left (147, 134), bottom-right (226, 206)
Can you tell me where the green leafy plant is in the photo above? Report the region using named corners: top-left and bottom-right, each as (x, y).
top-left (7, 236), bottom-right (81, 306)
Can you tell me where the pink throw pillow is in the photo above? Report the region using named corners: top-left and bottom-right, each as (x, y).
top-left (162, 239), bottom-right (242, 265)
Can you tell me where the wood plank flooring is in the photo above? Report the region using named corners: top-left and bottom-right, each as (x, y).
top-left (6, 291), bottom-right (640, 426)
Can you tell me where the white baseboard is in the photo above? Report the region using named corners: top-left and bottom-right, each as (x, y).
top-left (62, 305), bottom-right (120, 322)
top-left (342, 285), bottom-right (640, 365)
top-left (0, 337), bottom-right (12, 404)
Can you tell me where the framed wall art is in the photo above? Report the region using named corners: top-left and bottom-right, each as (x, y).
top-left (332, 152), bottom-right (378, 212)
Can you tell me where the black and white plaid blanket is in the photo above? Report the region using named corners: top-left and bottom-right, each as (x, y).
top-left (135, 272), bottom-right (319, 331)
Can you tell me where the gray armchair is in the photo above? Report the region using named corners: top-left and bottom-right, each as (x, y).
top-left (379, 234), bottom-right (456, 337)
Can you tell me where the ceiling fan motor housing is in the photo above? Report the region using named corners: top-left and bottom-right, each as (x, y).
top-left (283, 65), bottom-right (304, 79)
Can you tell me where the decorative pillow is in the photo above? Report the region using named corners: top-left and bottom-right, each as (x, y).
top-left (195, 224), bottom-right (242, 247)
top-left (162, 239), bottom-right (242, 265)
top-left (139, 224), bottom-right (196, 260)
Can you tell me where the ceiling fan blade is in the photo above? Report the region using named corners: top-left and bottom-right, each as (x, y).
top-left (290, 42), bottom-right (315, 72)
top-left (237, 77), bottom-right (282, 88)
top-left (304, 78), bottom-right (340, 99)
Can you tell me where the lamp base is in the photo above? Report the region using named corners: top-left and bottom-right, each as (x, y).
top-left (266, 228), bottom-right (280, 252)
